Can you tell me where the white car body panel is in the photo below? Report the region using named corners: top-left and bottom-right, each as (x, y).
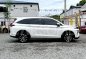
top-left (10, 17), bottom-right (80, 39)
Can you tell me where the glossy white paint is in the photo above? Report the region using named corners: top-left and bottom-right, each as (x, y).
top-left (10, 17), bottom-right (79, 39)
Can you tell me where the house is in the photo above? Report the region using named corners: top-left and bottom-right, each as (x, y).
top-left (0, 1), bottom-right (39, 33)
top-left (80, 4), bottom-right (86, 26)
top-left (0, 1), bottom-right (39, 17)
top-left (60, 6), bottom-right (81, 27)
top-left (60, 4), bottom-right (86, 28)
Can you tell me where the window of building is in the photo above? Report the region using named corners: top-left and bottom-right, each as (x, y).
top-left (13, 5), bottom-right (15, 7)
top-left (11, 9), bottom-right (13, 11)
top-left (30, 5), bottom-right (32, 7)
top-left (1, 21), bottom-right (5, 26)
top-left (23, 7), bottom-right (28, 13)
top-left (4, 21), bottom-right (5, 25)
top-left (0, 7), bottom-right (8, 12)
top-left (1, 21), bottom-right (3, 26)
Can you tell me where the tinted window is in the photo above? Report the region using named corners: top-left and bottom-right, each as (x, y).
top-left (17, 18), bottom-right (41, 24)
top-left (41, 19), bottom-right (57, 25)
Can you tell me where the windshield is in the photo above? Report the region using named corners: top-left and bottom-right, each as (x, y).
top-left (53, 18), bottom-right (64, 26)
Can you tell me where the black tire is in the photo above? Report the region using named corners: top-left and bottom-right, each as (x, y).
top-left (18, 31), bottom-right (29, 43)
top-left (62, 31), bottom-right (74, 42)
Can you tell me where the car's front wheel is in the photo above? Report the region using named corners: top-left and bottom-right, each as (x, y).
top-left (62, 31), bottom-right (74, 42)
top-left (18, 31), bottom-right (29, 43)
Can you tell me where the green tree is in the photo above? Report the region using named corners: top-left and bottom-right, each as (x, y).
top-left (4, 0), bottom-right (11, 19)
top-left (77, 0), bottom-right (86, 6)
top-left (3, 0), bottom-right (12, 33)
top-left (50, 15), bottom-right (60, 21)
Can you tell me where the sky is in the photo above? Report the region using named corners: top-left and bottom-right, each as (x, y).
top-left (16, 0), bottom-right (81, 16)
top-left (1, 0), bottom-right (81, 16)
top-left (14, 0), bottom-right (81, 9)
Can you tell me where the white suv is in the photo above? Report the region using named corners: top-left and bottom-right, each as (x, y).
top-left (10, 17), bottom-right (79, 43)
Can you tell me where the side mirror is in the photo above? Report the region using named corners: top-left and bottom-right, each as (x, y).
top-left (56, 23), bottom-right (60, 27)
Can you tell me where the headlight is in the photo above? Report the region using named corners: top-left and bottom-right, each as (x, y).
top-left (76, 30), bottom-right (79, 34)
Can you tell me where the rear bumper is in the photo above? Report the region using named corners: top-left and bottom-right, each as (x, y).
top-left (10, 31), bottom-right (17, 38)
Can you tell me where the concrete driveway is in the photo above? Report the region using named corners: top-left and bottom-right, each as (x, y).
top-left (0, 33), bottom-right (86, 59)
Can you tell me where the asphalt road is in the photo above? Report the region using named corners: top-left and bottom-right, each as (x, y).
top-left (0, 33), bottom-right (86, 59)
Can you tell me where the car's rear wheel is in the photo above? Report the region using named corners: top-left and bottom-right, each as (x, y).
top-left (18, 31), bottom-right (29, 43)
top-left (62, 31), bottom-right (74, 42)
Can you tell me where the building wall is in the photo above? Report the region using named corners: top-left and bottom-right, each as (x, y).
top-left (60, 8), bottom-right (81, 27)
top-left (81, 19), bottom-right (86, 26)
top-left (80, 14), bottom-right (86, 26)
top-left (0, 4), bottom-right (39, 18)
top-left (0, 12), bottom-right (4, 18)
top-left (69, 18), bottom-right (76, 27)
top-left (9, 4), bottom-right (39, 17)
top-left (60, 8), bottom-right (80, 18)
top-left (66, 9), bottom-right (73, 16)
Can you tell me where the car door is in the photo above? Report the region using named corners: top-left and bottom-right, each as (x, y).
top-left (26, 18), bottom-right (59, 38)
top-left (16, 18), bottom-right (60, 38)
top-left (41, 18), bottom-right (60, 38)
top-left (16, 18), bottom-right (45, 38)
top-left (24, 18), bottom-right (45, 38)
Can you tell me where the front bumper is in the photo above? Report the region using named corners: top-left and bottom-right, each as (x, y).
top-left (10, 35), bottom-right (17, 38)
top-left (75, 36), bottom-right (80, 39)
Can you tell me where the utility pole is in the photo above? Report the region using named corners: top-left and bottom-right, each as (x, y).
top-left (64, 0), bottom-right (67, 24)
top-left (64, 0), bottom-right (67, 17)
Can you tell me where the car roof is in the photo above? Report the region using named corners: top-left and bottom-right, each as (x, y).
top-left (16, 17), bottom-right (51, 19)
top-left (14, 17), bottom-right (64, 25)
top-left (15, 17), bottom-right (53, 22)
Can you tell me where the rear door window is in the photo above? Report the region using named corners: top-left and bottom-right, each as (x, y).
top-left (17, 18), bottom-right (42, 24)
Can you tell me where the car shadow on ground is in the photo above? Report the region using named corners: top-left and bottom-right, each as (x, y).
top-left (8, 38), bottom-right (79, 43)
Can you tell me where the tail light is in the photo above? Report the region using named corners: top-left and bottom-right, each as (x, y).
top-left (10, 19), bottom-right (16, 27)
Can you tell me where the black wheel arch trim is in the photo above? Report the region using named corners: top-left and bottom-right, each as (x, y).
top-left (61, 30), bottom-right (75, 38)
top-left (16, 30), bottom-right (31, 38)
